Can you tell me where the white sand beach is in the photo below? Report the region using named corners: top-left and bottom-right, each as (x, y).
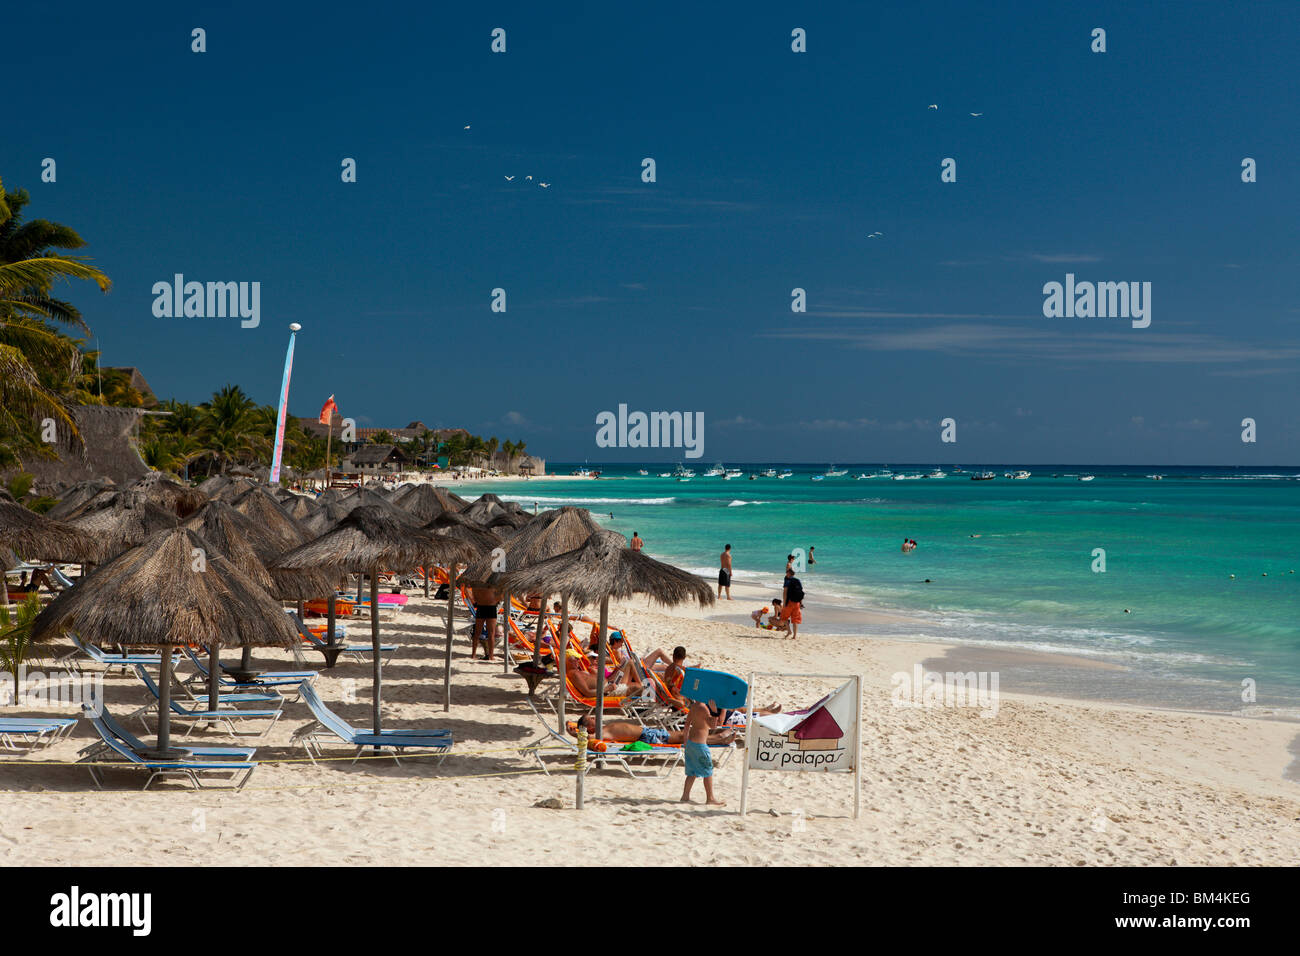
top-left (2, 588), bottom-right (1297, 867)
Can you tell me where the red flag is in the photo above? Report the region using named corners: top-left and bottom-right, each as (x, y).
top-left (319, 395), bottom-right (338, 425)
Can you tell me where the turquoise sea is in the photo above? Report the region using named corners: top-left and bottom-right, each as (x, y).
top-left (484, 463), bottom-right (1300, 715)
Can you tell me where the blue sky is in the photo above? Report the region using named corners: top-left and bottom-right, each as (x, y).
top-left (4, 1), bottom-right (1297, 464)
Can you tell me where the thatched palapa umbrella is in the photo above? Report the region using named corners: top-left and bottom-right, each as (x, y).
top-left (0, 499), bottom-right (107, 566)
top-left (500, 530), bottom-right (714, 737)
top-left (462, 506), bottom-right (601, 675)
top-left (272, 506), bottom-right (431, 733)
top-left (31, 528), bottom-right (298, 758)
top-left (44, 479), bottom-right (116, 521)
top-left (122, 472), bottom-right (207, 519)
top-left (67, 497), bottom-right (179, 562)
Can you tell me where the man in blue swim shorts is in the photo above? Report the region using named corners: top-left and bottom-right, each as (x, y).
top-left (681, 699), bottom-right (725, 805)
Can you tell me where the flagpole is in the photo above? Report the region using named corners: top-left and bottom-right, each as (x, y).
top-left (269, 323), bottom-right (301, 486)
top-left (324, 414), bottom-right (332, 491)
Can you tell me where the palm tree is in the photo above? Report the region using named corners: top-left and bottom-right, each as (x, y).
top-left (199, 385), bottom-right (261, 474)
top-left (0, 175), bottom-right (112, 467)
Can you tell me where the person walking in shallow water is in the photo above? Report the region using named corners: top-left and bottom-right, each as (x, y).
top-left (718, 544), bottom-right (733, 600)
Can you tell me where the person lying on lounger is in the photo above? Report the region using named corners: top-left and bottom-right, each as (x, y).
top-left (570, 715), bottom-right (737, 747)
top-left (565, 651), bottom-right (644, 699)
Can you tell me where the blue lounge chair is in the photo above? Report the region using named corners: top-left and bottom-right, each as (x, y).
top-left (59, 632), bottom-right (181, 673)
top-left (79, 706), bottom-right (257, 790)
top-left (79, 703), bottom-right (256, 763)
top-left (291, 681), bottom-right (452, 765)
top-left (132, 666), bottom-right (283, 738)
top-left (289, 612), bottom-right (395, 664)
top-left (0, 716), bottom-right (78, 753)
top-left (180, 645), bottom-right (316, 690)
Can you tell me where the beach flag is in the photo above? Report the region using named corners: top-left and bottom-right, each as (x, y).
top-left (319, 395), bottom-right (338, 425)
top-left (268, 328), bottom-right (298, 485)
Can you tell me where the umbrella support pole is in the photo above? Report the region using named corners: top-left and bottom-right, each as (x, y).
top-left (501, 589), bottom-right (511, 672)
top-left (531, 591), bottom-right (547, 666)
top-left (371, 571), bottom-right (382, 739)
top-left (556, 592), bottom-right (568, 734)
top-left (594, 597), bottom-right (609, 740)
top-left (443, 566), bottom-right (456, 711)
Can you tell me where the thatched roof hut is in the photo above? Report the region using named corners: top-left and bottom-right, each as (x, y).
top-left (7, 405), bottom-right (151, 492)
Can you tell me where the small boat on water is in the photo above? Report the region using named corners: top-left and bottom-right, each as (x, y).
top-left (810, 475), bottom-right (824, 482)
top-left (759, 468), bottom-right (778, 478)
top-left (1078, 474), bottom-right (1095, 482)
top-left (971, 471), bottom-right (996, 481)
top-left (637, 469), bottom-right (648, 476)
top-left (777, 469), bottom-right (793, 479)
top-left (657, 472), bottom-right (672, 478)
top-left (703, 464), bottom-right (725, 478)
top-left (822, 465), bottom-right (848, 478)
top-left (672, 465), bottom-right (695, 479)
top-left (724, 469), bottom-right (744, 480)
top-left (926, 469), bottom-right (947, 479)
top-left (1012, 471), bottom-right (1031, 480)
top-left (1147, 474), bottom-right (1163, 481)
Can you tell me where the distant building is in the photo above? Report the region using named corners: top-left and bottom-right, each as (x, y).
top-left (341, 443), bottom-right (410, 475)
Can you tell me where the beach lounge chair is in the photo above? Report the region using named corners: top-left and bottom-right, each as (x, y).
top-left (290, 681), bottom-right (452, 765)
top-left (59, 632), bottom-right (181, 673)
top-left (519, 697), bottom-right (684, 778)
top-left (180, 645), bottom-right (316, 691)
top-left (0, 716), bottom-right (78, 753)
top-left (79, 703), bottom-right (256, 763)
top-left (288, 612), bottom-right (395, 664)
top-left (131, 665), bottom-right (284, 738)
top-left (79, 706), bottom-right (257, 790)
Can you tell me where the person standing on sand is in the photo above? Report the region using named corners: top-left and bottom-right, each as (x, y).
top-left (718, 544), bottom-right (733, 600)
top-left (470, 584), bottom-right (501, 661)
top-left (681, 699), bottom-right (725, 806)
top-left (781, 568), bottom-right (803, 640)
top-left (631, 531), bottom-right (644, 552)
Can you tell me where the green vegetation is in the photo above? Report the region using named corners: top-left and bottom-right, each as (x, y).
top-left (0, 171), bottom-right (534, 491)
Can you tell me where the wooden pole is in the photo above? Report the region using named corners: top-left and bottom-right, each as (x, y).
top-left (556, 592), bottom-right (569, 733)
top-left (501, 589), bottom-right (511, 672)
top-left (594, 596), bottom-right (609, 740)
top-left (370, 569), bottom-right (382, 735)
top-left (157, 645), bottom-right (174, 753)
top-left (326, 593), bottom-right (337, 649)
top-left (207, 645), bottom-right (221, 717)
top-left (443, 565), bottom-right (457, 711)
top-left (324, 413), bottom-right (333, 490)
top-left (531, 591), bottom-right (547, 665)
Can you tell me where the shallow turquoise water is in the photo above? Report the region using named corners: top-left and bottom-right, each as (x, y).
top-left (487, 464), bottom-right (1300, 712)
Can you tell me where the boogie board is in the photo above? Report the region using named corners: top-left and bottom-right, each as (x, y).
top-left (680, 668), bottom-right (749, 709)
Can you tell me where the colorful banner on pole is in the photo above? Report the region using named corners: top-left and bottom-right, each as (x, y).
top-left (319, 394), bottom-right (337, 426)
top-left (268, 330), bottom-right (297, 485)
top-left (747, 679), bottom-right (859, 773)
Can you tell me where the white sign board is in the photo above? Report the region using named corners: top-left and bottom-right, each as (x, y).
top-left (746, 678), bottom-right (858, 773)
